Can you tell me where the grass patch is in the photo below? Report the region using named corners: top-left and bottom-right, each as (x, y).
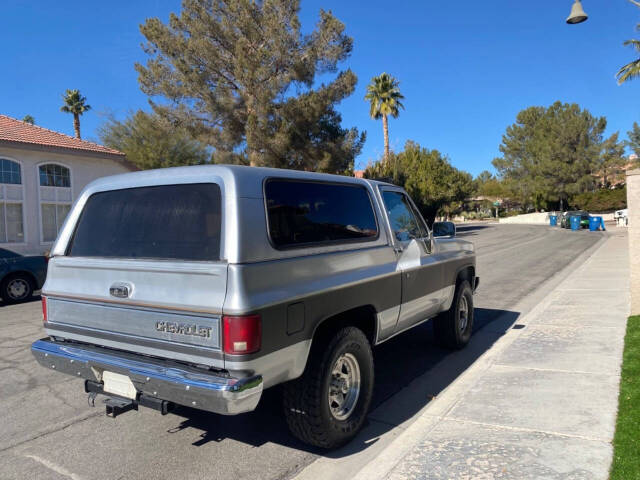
top-left (610, 315), bottom-right (640, 480)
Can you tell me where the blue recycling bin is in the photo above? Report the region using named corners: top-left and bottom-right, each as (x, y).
top-left (570, 215), bottom-right (580, 231)
top-left (589, 216), bottom-right (604, 231)
top-left (549, 215), bottom-right (558, 226)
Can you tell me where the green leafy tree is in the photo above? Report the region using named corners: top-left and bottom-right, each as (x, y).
top-left (22, 115), bottom-right (35, 125)
top-left (478, 180), bottom-right (509, 200)
top-left (617, 0), bottom-right (640, 84)
top-left (98, 111), bottom-right (210, 170)
top-left (135, 0), bottom-right (364, 172)
top-left (364, 141), bottom-right (473, 226)
top-left (364, 73), bottom-right (404, 165)
top-left (472, 170), bottom-right (510, 199)
top-left (492, 101), bottom-right (606, 211)
top-left (60, 89), bottom-right (91, 139)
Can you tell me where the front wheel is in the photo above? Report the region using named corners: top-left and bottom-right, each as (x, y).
top-left (434, 280), bottom-right (474, 349)
top-left (282, 326), bottom-right (374, 449)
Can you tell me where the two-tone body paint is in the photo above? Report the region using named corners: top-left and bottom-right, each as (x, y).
top-left (41, 165), bottom-right (476, 389)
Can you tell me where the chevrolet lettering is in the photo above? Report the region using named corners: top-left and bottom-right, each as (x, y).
top-left (31, 165), bottom-right (478, 449)
top-left (155, 321), bottom-right (213, 339)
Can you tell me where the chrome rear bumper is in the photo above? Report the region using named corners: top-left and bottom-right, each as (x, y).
top-left (31, 339), bottom-right (262, 415)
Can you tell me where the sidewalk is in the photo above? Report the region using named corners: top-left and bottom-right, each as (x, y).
top-left (352, 231), bottom-right (629, 479)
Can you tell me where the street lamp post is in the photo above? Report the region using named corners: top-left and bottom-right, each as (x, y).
top-left (567, 0), bottom-right (588, 24)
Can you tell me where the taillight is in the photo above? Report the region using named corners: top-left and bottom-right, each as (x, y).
top-left (42, 296), bottom-right (48, 324)
top-left (223, 315), bottom-right (261, 354)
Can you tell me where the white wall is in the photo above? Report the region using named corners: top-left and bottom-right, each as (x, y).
top-left (499, 212), bottom-right (550, 225)
top-left (499, 211), bottom-right (615, 225)
top-left (0, 145), bottom-right (131, 255)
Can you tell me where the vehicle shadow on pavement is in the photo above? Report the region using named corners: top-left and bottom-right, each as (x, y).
top-left (455, 225), bottom-right (493, 238)
top-left (456, 225), bottom-right (492, 233)
top-left (164, 307), bottom-right (520, 456)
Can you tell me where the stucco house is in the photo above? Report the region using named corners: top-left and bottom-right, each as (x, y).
top-left (0, 115), bottom-right (136, 255)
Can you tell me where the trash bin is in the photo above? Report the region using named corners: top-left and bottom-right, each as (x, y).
top-left (549, 215), bottom-right (558, 226)
top-left (570, 215), bottom-right (580, 231)
top-left (589, 216), bottom-right (601, 231)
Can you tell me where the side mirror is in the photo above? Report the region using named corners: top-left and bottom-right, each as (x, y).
top-left (433, 221), bottom-right (456, 238)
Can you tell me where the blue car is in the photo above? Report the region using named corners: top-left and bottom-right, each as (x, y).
top-left (0, 249), bottom-right (47, 304)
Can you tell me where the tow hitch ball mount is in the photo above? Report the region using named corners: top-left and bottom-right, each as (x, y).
top-left (84, 380), bottom-right (173, 418)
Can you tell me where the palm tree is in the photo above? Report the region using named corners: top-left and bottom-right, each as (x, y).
top-left (60, 89), bottom-right (91, 139)
top-left (617, 0), bottom-right (640, 84)
top-left (22, 115), bottom-right (35, 125)
top-left (617, 40), bottom-right (640, 84)
top-left (364, 73), bottom-right (404, 165)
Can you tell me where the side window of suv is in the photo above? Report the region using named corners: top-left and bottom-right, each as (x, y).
top-left (265, 179), bottom-right (379, 248)
top-left (382, 191), bottom-right (426, 243)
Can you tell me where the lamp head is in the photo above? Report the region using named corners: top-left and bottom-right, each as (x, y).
top-left (567, 0), bottom-right (588, 24)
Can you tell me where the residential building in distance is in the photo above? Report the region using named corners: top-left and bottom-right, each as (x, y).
top-left (0, 115), bottom-right (136, 255)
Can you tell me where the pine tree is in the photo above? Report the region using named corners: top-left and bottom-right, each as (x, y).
top-left (136, 0), bottom-right (364, 172)
top-left (596, 132), bottom-right (626, 187)
top-left (492, 102), bottom-right (607, 211)
top-left (627, 122), bottom-right (640, 159)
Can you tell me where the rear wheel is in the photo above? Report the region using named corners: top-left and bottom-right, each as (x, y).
top-left (1, 273), bottom-right (34, 304)
top-left (434, 280), bottom-right (473, 349)
top-left (283, 326), bottom-right (374, 449)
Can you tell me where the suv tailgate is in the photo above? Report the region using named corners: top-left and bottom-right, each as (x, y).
top-left (43, 183), bottom-right (226, 367)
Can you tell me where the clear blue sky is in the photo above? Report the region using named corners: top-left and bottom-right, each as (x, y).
top-left (2, 1), bottom-right (638, 176)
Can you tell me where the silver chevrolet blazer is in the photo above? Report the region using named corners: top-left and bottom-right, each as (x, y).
top-left (31, 165), bottom-right (478, 449)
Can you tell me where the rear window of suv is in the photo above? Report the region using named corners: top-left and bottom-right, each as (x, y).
top-left (68, 183), bottom-right (222, 261)
top-left (265, 179), bottom-right (378, 248)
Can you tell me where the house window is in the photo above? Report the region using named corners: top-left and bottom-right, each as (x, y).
top-left (39, 163), bottom-right (72, 243)
top-left (1, 158), bottom-right (22, 184)
top-left (39, 163), bottom-right (70, 188)
top-left (0, 159), bottom-right (25, 244)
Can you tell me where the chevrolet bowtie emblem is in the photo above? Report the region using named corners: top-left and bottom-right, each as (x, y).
top-left (109, 282), bottom-right (132, 299)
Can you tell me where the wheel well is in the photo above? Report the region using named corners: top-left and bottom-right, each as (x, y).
top-left (312, 305), bottom-right (377, 347)
top-left (1, 271), bottom-right (36, 288)
top-left (457, 266), bottom-right (475, 287)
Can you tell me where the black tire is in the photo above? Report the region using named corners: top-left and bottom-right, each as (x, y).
top-left (282, 326), bottom-right (374, 449)
top-left (434, 280), bottom-right (474, 349)
top-left (1, 273), bottom-right (34, 304)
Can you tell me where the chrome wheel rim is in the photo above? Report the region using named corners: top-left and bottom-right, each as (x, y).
top-left (328, 353), bottom-right (361, 421)
top-left (7, 278), bottom-right (29, 300)
top-left (459, 295), bottom-right (469, 333)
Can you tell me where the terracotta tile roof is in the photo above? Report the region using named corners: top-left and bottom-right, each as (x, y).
top-left (0, 114), bottom-right (125, 158)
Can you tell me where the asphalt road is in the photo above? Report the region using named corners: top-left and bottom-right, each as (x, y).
top-left (0, 224), bottom-right (603, 480)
